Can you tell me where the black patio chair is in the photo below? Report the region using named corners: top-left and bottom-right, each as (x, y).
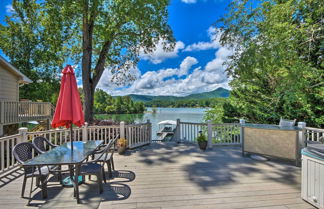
top-left (32, 136), bottom-right (57, 154)
top-left (75, 140), bottom-right (114, 196)
top-left (32, 136), bottom-right (62, 182)
top-left (13, 142), bottom-right (50, 198)
top-left (92, 135), bottom-right (119, 178)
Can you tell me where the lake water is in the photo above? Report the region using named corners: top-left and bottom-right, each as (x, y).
top-left (95, 107), bottom-right (208, 140)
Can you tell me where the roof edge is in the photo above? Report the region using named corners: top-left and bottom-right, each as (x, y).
top-left (0, 56), bottom-right (32, 84)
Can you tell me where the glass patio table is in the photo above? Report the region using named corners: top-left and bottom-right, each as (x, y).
top-left (23, 140), bottom-right (103, 203)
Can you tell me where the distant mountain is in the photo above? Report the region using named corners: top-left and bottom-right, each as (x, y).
top-left (128, 88), bottom-right (230, 102)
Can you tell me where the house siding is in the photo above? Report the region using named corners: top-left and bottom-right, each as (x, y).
top-left (0, 65), bottom-right (19, 101)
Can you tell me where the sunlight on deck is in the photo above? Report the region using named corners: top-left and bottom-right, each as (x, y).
top-left (0, 143), bottom-right (314, 209)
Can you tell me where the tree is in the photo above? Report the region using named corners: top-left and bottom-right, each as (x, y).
top-left (1, 0), bottom-right (174, 123)
top-left (0, 0), bottom-right (64, 104)
top-left (92, 89), bottom-right (146, 114)
top-left (44, 0), bottom-right (174, 123)
top-left (216, 0), bottom-right (324, 127)
top-left (94, 89), bottom-right (112, 113)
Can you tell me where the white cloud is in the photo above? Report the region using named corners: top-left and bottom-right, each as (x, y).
top-left (97, 66), bottom-right (141, 94)
top-left (134, 56), bottom-right (198, 90)
top-left (6, 4), bottom-right (14, 14)
top-left (184, 27), bottom-right (222, 52)
top-left (98, 48), bottom-right (232, 96)
top-left (181, 0), bottom-right (197, 3)
top-left (179, 56), bottom-right (198, 76)
top-left (97, 27), bottom-right (234, 96)
top-left (139, 39), bottom-right (185, 64)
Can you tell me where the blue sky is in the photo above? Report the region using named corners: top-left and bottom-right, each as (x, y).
top-left (0, 0), bottom-right (232, 96)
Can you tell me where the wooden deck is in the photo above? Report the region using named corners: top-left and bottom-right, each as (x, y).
top-left (0, 142), bottom-right (314, 209)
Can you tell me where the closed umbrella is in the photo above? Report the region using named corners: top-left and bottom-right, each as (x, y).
top-left (51, 65), bottom-right (84, 151)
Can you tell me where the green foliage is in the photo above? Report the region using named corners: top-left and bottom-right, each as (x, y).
top-left (129, 88), bottom-right (230, 102)
top-left (40, 0), bottom-right (174, 122)
top-left (128, 88), bottom-right (229, 108)
top-left (95, 112), bottom-right (144, 124)
top-left (196, 132), bottom-right (207, 142)
top-left (92, 89), bottom-right (145, 114)
top-left (1, 0), bottom-right (174, 122)
top-left (146, 98), bottom-right (226, 108)
top-left (0, 1), bottom-right (63, 104)
top-left (214, 0), bottom-right (324, 127)
top-left (204, 103), bottom-right (224, 124)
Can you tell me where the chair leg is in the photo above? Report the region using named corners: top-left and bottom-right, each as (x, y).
top-left (107, 161), bottom-right (113, 179)
top-left (111, 156), bottom-right (115, 170)
top-left (36, 177), bottom-right (40, 187)
top-left (58, 165), bottom-right (62, 183)
top-left (21, 175), bottom-right (27, 197)
top-left (97, 172), bottom-right (103, 194)
top-left (102, 167), bottom-right (107, 184)
top-left (40, 177), bottom-right (48, 199)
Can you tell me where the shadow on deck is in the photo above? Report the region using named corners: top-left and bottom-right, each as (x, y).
top-left (0, 142), bottom-right (314, 209)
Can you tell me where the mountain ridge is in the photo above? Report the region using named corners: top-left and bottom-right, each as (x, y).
top-left (128, 87), bottom-right (230, 102)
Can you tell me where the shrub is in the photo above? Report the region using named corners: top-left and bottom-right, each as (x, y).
top-left (196, 132), bottom-right (207, 143)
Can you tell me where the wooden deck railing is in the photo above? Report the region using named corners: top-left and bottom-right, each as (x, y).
top-left (178, 121), bottom-right (207, 142)
top-left (176, 120), bottom-right (241, 145)
top-left (0, 134), bottom-right (22, 173)
top-left (211, 123), bottom-right (241, 145)
top-left (0, 121), bottom-right (151, 174)
top-left (304, 127), bottom-right (324, 143)
top-left (0, 118), bottom-right (322, 173)
top-left (0, 101), bottom-right (52, 125)
top-left (125, 122), bottom-right (152, 149)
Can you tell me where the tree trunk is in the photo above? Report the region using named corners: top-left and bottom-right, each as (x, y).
top-left (83, 85), bottom-right (94, 123)
top-left (81, 0), bottom-right (94, 124)
top-left (81, 0), bottom-right (110, 123)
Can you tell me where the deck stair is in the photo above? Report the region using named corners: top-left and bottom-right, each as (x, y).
top-left (156, 132), bottom-right (171, 141)
top-left (156, 127), bottom-right (175, 141)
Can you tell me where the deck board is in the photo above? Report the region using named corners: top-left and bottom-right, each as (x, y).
top-left (0, 142), bottom-right (314, 209)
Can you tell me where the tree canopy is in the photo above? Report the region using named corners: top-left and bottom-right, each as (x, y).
top-left (0, 0), bottom-right (63, 103)
top-left (42, 0), bottom-right (175, 122)
top-left (93, 89), bottom-right (146, 114)
top-left (207, 0), bottom-right (323, 127)
top-left (1, 0), bottom-right (174, 122)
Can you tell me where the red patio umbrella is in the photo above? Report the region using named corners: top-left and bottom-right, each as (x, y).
top-left (52, 65), bottom-right (84, 151)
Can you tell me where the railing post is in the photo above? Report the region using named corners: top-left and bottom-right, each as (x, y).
top-left (239, 119), bottom-right (245, 155)
top-left (176, 119), bottom-right (181, 142)
top-left (120, 121), bottom-right (125, 139)
top-left (207, 120), bottom-right (212, 149)
top-left (146, 120), bottom-right (151, 143)
top-left (298, 122), bottom-right (306, 148)
top-left (83, 122), bottom-right (88, 141)
top-left (0, 101), bottom-right (4, 124)
top-left (18, 127), bottom-right (28, 143)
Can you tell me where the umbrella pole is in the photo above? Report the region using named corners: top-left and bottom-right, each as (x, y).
top-left (70, 125), bottom-right (73, 152)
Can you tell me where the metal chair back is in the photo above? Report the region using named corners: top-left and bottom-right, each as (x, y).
top-left (12, 142), bottom-right (35, 174)
top-left (32, 136), bottom-right (56, 154)
top-left (109, 134), bottom-right (119, 156)
top-left (32, 136), bottom-right (47, 153)
top-left (92, 135), bottom-right (119, 163)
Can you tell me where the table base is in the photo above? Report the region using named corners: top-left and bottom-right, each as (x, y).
top-left (62, 176), bottom-right (83, 187)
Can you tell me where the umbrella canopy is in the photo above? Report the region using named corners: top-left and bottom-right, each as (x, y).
top-left (52, 65), bottom-right (84, 129)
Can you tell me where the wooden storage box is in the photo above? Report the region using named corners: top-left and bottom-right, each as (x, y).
top-left (301, 150), bottom-right (324, 209)
top-left (242, 124), bottom-right (300, 165)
